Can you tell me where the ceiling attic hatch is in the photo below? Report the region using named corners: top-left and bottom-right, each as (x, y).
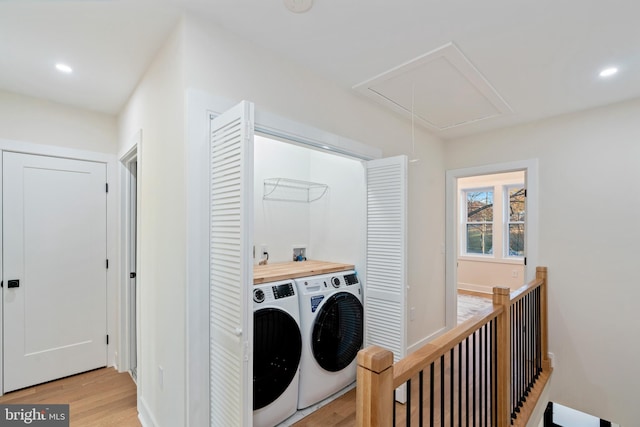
top-left (353, 42), bottom-right (512, 131)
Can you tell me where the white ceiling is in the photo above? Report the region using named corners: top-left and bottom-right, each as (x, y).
top-left (2, 0), bottom-right (640, 139)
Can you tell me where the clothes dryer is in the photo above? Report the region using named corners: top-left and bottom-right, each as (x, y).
top-left (253, 280), bottom-right (302, 427)
top-left (295, 271), bottom-right (363, 409)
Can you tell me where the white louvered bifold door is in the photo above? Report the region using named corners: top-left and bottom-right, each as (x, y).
top-left (365, 155), bottom-right (408, 363)
top-left (210, 101), bottom-right (254, 427)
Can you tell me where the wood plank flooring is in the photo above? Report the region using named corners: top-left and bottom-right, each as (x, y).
top-left (0, 367), bottom-right (140, 427)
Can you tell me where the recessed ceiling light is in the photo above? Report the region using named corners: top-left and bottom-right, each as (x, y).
top-left (599, 67), bottom-right (618, 78)
top-left (55, 63), bottom-right (73, 74)
top-left (283, 0), bottom-right (313, 13)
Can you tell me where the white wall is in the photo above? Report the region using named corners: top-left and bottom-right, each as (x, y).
top-left (254, 135), bottom-right (366, 267)
top-left (254, 136), bottom-right (312, 263)
top-left (445, 97), bottom-right (640, 426)
top-left (183, 13), bottom-right (446, 425)
top-left (0, 90), bottom-right (117, 153)
top-left (308, 149), bottom-right (365, 269)
top-left (117, 21), bottom-right (186, 427)
top-left (457, 172), bottom-right (525, 293)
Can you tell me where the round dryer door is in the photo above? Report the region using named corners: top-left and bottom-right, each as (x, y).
top-left (312, 292), bottom-right (363, 372)
top-left (253, 308), bottom-right (302, 410)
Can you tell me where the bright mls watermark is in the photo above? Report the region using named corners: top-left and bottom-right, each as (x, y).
top-left (0, 405), bottom-right (69, 426)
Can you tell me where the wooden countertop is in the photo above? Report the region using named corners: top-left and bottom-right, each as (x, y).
top-left (253, 260), bottom-right (355, 285)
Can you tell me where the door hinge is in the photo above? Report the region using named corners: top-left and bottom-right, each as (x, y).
top-left (106, 259), bottom-right (109, 269)
top-left (0, 281), bottom-right (2, 288)
top-left (105, 183), bottom-right (109, 193)
top-left (130, 272), bottom-right (136, 279)
top-left (106, 335), bottom-right (109, 345)
top-left (524, 257), bottom-right (527, 266)
top-left (524, 189), bottom-right (527, 197)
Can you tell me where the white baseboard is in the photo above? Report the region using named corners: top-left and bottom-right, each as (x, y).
top-left (138, 396), bottom-right (158, 427)
top-left (407, 326), bottom-right (447, 354)
top-left (457, 282), bottom-right (493, 295)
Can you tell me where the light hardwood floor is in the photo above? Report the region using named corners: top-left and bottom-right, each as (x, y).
top-left (0, 367), bottom-right (140, 427)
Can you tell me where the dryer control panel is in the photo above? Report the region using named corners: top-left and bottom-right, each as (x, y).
top-left (272, 282), bottom-right (295, 299)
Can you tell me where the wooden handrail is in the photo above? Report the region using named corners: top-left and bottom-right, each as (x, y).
top-left (393, 304), bottom-right (502, 387)
top-left (356, 267), bottom-right (551, 427)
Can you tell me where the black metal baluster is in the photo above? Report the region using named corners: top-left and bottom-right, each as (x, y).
top-left (479, 326), bottom-right (483, 427)
top-left (430, 363), bottom-right (435, 427)
top-left (419, 370), bottom-right (424, 427)
top-left (458, 343), bottom-right (462, 427)
top-left (473, 331), bottom-right (476, 427)
top-left (407, 378), bottom-right (412, 427)
top-left (465, 337), bottom-right (470, 426)
top-left (440, 355), bottom-right (445, 427)
top-left (450, 348), bottom-right (454, 427)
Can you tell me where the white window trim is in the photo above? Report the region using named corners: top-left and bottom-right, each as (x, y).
top-left (504, 184), bottom-right (525, 260)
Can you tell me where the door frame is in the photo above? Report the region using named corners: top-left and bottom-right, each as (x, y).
top-left (0, 138), bottom-right (118, 397)
top-left (118, 135), bottom-right (139, 376)
top-left (185, 89), bottom-right (382, 426)
top-left (445, 159), bottom-right (539, 330)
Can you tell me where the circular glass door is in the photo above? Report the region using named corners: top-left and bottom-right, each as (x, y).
top-left (253, 308), bottom-right (302, 410)
top-left (311, 292), bottom-right (363, 372)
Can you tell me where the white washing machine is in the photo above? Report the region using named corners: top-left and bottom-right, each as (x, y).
top-left (252, 280), bottom-right (302, 427)
top-left (295, 270), bottom-right (363, 409)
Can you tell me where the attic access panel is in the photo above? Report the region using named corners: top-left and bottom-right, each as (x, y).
top-left (353, 42), bottom-right (511, 131)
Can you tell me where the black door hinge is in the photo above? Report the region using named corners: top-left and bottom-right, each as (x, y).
top-left (105, 183), bottom-right (109, 193)
top-left (106, 259), bottom-right (109, 269)
top-left (106, 335), bottom-right (109, 345)
top-left (524, 257), bottom-right (527, 266)
top-left (130, 272), bottom-right (136, 279)
top-left (524, 189), bottom-right (527, 197)
top-left (0, 281), bottom-right (2, 288)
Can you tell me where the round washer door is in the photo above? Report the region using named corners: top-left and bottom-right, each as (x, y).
top-left (312, 292), bottom-right (363, 372)
top-left (253, 308), bottom-right (302, 410)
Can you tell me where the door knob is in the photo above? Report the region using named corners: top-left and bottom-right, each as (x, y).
top-left (7, 280), bottom-right (19, 288)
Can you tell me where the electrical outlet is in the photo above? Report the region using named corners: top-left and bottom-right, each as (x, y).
top-left (410, 307), bottom-right (416, 321)
top-left (548, 352), bottom-right (555, 368)
top-left (158, 366), bottom-right (164, 389)
top-left (512, 270), bottom-right (518, 278)
top-left (260, 245), bottom-right (268, 258)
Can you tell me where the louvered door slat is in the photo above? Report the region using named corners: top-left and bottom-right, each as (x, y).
top-left (365, 156), bottom-right (407, 365)
top-left (210, 101), bottom-right (254, 427)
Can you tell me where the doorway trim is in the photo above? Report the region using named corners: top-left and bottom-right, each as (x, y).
top-left (445, 159), bottom-right (539, 330)
top-left (118, 134), bottom-right (139, 375)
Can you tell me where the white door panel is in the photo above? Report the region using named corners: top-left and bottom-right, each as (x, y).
top-left (3, 152), bottom-right (107, 392)
top-left (209, 101), bottom-right (254, 426)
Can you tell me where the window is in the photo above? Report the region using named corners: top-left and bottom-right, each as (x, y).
top-left (464, 189), bottom-right (494, 255)
top-left (506, 186), bottom-right (525, 257)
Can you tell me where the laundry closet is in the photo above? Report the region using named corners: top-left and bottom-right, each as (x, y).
top-left (208, 101), bottom-right (408, 427)
top-left (251, 135), bottom-right (366, 426)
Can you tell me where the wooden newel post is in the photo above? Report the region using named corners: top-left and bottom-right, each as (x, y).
top-left (356, 346), bottom-right (394, 427)
top-left (536, 266), bottom-right (550, 371)
top-left (493, 286), bottom-right (511, 427)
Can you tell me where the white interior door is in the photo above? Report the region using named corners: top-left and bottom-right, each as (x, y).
top-left (364, 155), bottom-right (408, 398)
top-left (209, 101), bottom-right (254, 426)
top-left (2, 152), bottom-right (108, 393)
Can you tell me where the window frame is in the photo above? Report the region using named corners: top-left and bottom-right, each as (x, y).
top-left (504, 184), bottom-right (525, 259)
